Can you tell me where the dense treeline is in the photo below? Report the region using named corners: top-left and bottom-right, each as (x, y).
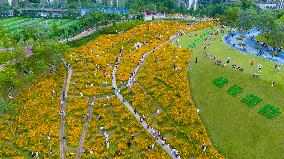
top-left (0, 11), bottom-right (128, 100)
top-left (190, 0), bottom-right (284, 48)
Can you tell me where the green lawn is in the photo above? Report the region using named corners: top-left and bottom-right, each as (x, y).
top-left (0, 17), bottom-right (78, 37)
top-left (174, 27), bottom-right (284, 159)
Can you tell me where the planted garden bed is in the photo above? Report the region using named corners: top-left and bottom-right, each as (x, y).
top-left (242, 93), bottom-right (262, 107)
top-left (227, 85), bottom-right (243, 97)
top-left (213, 77), bottom-right (228, 88)
top-left (259, 104), bottom-right (281, 119)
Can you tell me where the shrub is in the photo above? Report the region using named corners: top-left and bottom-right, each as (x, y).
top-left (213, 77), bottom-right (228, 88)
top-left (259, 104), bottom-right (281, 119)
top-left (67, 20), bottom-right (144, 48)
top-left (242, 93), bottom-right (262, 107)
top-left (227, 85), bottom-right (243, 97)
top-left (236, 37), bottom-right (243, 40)
top-left (272, 52), bottom-right (281, 57)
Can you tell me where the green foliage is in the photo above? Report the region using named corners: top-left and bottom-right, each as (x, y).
top-left (241, 0), bottom-right (255, 9)
top-left (237, 9), bottom-right (258, 31)
top-left (127, 0), bottom-right (182, 14)
top-left (67, 20), bottom-right (144, 48)
top-left (188, 31), bottom-right (210, 48)
top-left (242, 93), bottom-right (262, 107)
top-left (0, 66), bottom-right (18, 95)
top-left (227, 85), bottom-right (243, 97)
top-left (259, 104), bottom-right (281, 119)
top-left (190, 2), bottom-right (240, 17)
top-left (220, 7), bottom-right (241, 27)
top-left (213, 77), bottom-right (228, 88)
top-left (0, 52), bottom-right (15, 65)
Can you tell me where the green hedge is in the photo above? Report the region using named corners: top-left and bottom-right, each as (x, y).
top-left (227, 85), bottom-right (243, 97)
top-left (67, 20), bottom-right (144, 48)
top-left (242, 93), bottom-right (262, 107)
top-left (213, 77), bottom-right (228, 88)
top-left (259, 104), bottom-right (281, 119)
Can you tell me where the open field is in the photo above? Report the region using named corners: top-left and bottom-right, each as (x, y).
top-left (174, 27), bottom-right (284, 159)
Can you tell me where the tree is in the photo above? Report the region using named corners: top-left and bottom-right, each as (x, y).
top-left (221, 7), bottom-right (241, 27)
top-left (0, 2), bottom-right (10, 16)
top-left (257, 11), bottom-right (277, 34)
top-left (242, 0), bottom-right (255, 9)
top-left (237, 9), bottom-right (258, 31)
top-left (0, 67), bottom-right (18, 96)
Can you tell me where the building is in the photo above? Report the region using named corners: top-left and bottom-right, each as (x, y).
top-left (276, 0), bottom-right (284, 9)
top-left (257, 0), bottom-right (284, 9)
top-left (186, 0), bottom-right (198, 10)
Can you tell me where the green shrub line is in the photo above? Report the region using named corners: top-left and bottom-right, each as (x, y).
top-left (213, 76), bottom-right (281, 119)
top-left (259, 104), bottom-right (281, 119)
top-left (67, 20), bottom-right (144, 48)
top-left (212, 77), bottom-right (228, 88)
top-left (227, 85), bottom-right (243, 97)
top-left (188, 31), bottom-right (211, 48)
top-left (242, 93), bottom-right (262, 107)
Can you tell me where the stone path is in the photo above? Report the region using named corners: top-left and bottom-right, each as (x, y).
top-left (59, 62), bottom-right (73, 159)
top-left (127, 37), bottom-right (177, 87)
top-left (60, 24), bottom-right (112, 43)
top-left (75, 99), bottom-right (95, 159)
top-left (0, 64), bottom-right (4, 72)
top-left (60, 21), bottom-right (128, 43)
top-left (223, 29), bottom-right (284, 64)
top-left (112, 30), bottom-right (189, 158)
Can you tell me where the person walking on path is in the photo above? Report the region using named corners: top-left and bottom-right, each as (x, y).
top-left (201, 143), bottom-right (206, 151)
top-left (131, 132), bottom-right (135, 140)
top-left (227, 57), bottom-right (231, 64)
top-left (257, 64), bottom-right (262, 72)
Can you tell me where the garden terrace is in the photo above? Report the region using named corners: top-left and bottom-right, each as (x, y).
top-left (175, 26), bottom-right (284, 159)
top-left (121, 42), bottom-right (223, 158)
top-left (0, 67), bottom-right (65, 158)
top-left (81, 97), bottom-right (170, 158)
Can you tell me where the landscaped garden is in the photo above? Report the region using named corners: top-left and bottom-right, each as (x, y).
top-left (0, 17), bottom-right (79, 38)
top-left (174, 26), bottom-right (284, 159)
top-left (0, 0), bottom-right (283, 158)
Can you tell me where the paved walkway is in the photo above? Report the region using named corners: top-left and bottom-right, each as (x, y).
top-left (59, 62), bottom-right (73, 159)
top-left (112, 29), bottom-right (190, 158)
top-left (113, 55), bottom-right (179, 158)
top-left (60, 24), bottom-right (112, 43)
top-left (75, 99), bottom-right (95, 159)
top-left (60, 20), bottom-right (128, 43)
top-left (223, 29), bottom-right (284, 64)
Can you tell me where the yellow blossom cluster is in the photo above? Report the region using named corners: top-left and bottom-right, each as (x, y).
top-left (121, 41), bottom-right (223, 158)
top-left (0, 67), bottom-right (65, 158)
top-left (82, 97), bottom-right (170, 159)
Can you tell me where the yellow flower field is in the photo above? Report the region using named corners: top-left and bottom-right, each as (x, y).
top-left (0, 20), bottom-right (223, 159)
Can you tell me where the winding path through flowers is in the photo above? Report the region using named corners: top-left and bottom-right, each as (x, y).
top-left (112, 31), bottom-right (187, 158)
top-left (75, 99), bottom-right (95, 159)
top-left (59, 62), bottom-right (73, 159)
top-left (60, 21), bottom-right (128, 43)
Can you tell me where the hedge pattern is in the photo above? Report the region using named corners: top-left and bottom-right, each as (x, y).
top-left (242, 93), bottom-right (262, 107)
top-left (259, 104), bottom-right (281, 119)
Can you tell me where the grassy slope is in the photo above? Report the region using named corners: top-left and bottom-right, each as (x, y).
top-left (174, 27), bottom-right (284, 159)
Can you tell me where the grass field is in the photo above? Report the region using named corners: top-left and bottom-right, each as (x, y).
top-left (174, 27), bottom-right (284, 159)
top-left (0, 17), bottom-right (78, 35)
